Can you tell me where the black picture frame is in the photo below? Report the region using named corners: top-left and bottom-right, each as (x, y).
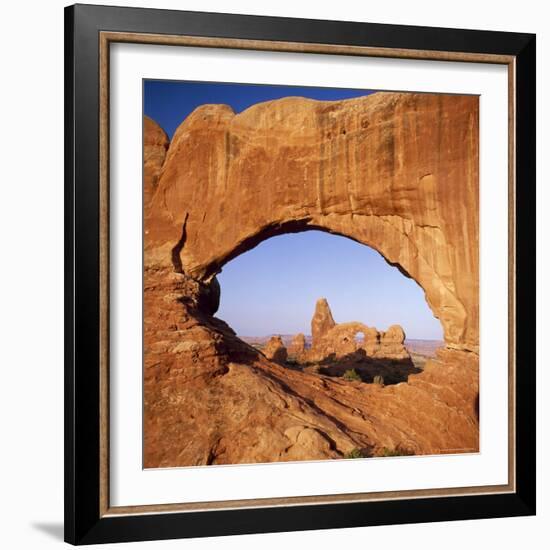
top-left (65, 3), bottom-right (536, 545)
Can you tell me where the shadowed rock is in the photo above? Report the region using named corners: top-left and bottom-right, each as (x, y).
top-left (263, 335), bottom-right (288, 364)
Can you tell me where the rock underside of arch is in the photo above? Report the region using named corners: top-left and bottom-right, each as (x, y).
top-left (143, 92), bottom-right (479, 467)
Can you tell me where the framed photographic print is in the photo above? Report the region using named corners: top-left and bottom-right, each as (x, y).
top-left (64, 3), bottom-right (536, 545)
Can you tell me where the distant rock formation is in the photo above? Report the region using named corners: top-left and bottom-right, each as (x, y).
top-left (288, 333), bottom-right (306, 356)
top-left (381, 325), bottom-right (408, 357)
top-left (300, 299), bottom-right (410, 363)
top-left (311, 298), bottom-right (336, 347)
top-left (263, 335), bottom-right (288, 364)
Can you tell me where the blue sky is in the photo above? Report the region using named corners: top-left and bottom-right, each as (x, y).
top-left (144, 80), bottom-right (443, 340)
top-left (144, 80), bottom-right (375, 139)
top-left (216, 232), bottom-right (442, 340)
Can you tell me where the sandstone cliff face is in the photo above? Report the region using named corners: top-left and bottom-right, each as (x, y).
top-left (143, 116), bottom-right (169, 208)
top-left (147, 93), bottom-right (479, 352)
top-left (143, 92), bottom-right (479, 468)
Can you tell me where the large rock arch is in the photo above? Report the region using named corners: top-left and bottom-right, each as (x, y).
top-left (143, 92), bottom-right (479, 468)
top-left (146, 92), bottom-right (478, 352)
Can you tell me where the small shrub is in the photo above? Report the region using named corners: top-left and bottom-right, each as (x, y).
top-left (344, 448), bottom-right (364, 459)
top-left (380, 445), bottom-right (414, 457)
top-left (343, 368), bottom-right (361, 381)
top-left (373, 375), bottom-right (385, 386)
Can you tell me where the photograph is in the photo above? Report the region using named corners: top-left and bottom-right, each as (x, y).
top-left (0, 0), bottom-right (543, 546)
top-left (142, 80), bottom-right (480, 469)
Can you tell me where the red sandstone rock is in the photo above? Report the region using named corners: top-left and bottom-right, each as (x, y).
top-left (143, 270), bottom-right (478, 467)
top-left (147, 93), bottom-right (479, 352)
top-left (143, 116), bottom-right (169, 208)
top-left (263, 335), bottom-right (288, 364)
top-left (142, 92), bottom-right (480, 468)
top-left (311, 298), bottom-right (336, 347)
top-left (288, 333), bottom-right (306, 356)
top-left (379, 325), bottom-right (409, 358)
top-left (303, 300), bottom-right (410, 363)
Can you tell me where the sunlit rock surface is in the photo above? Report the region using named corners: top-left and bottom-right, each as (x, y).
top-left (142, 92), bottom-right (479, 468)
top-left (303, 298), bottom-right (410, 362)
